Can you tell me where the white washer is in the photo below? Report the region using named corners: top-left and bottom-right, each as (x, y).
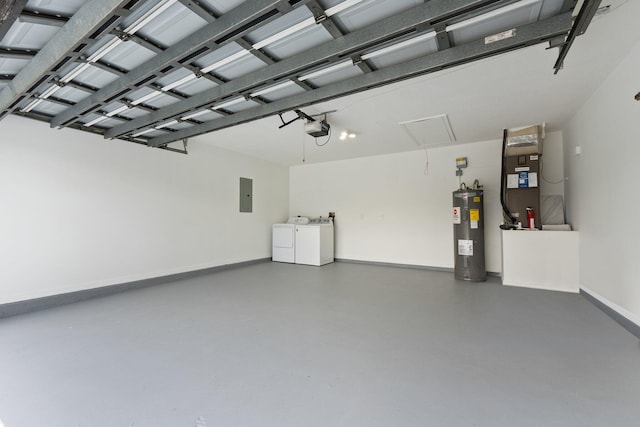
top-left (295, 218), bottom-right (334, 266)
top-left (272, 217), bottom-right (309, 263)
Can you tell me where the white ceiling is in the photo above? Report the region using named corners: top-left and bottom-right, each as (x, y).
top-left (196, 0), bottom-right (640, 166)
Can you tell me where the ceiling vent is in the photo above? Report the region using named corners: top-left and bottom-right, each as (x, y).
top-left (398, 114), bottom-right (456, 147)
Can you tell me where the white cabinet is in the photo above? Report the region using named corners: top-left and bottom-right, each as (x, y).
top-left (501, 230), bottom-right (579, 293)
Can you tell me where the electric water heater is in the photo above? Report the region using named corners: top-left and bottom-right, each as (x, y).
top-left (453, 185), bottom-right (486, 281)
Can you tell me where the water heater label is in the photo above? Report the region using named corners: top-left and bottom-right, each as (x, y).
top-left (470, 209), bottom-right (480, 221)
top-left (458, 239), bottom-right (473, 256)
top-left (471, 221), bottom-right (478, 229)
top-left (453, 207), bottom-right (461, 224)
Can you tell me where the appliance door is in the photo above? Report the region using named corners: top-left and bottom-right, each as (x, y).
top-left (272, 224), bottom-right (295, 263)
top-left (318, 224), bottom-right (335, 265)
top-left (295, 225), bottom-right (321, 266)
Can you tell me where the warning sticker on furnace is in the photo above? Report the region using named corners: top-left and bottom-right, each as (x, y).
top-left (458, 239), bottom-right (473, 256)
top-left (470, 209), bottom-right (480, 221)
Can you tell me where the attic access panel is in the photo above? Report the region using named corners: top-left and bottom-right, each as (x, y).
top-left (399, 114), bottom-right (456, 148)
top-left (0, 0), bottom-right (599, 151)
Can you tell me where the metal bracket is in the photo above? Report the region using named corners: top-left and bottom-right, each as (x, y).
top-left (553, 0), bottom-right (602, 74)
top-left (434, 23), bottom-right (451, 51)
top-left (113, 30), bottom-right (131, 42)
top-left (314, 14), bottom-right (327, 24)
top-left (156, 138), bottom-right (189, 155)
top-left (53, 79), bottom-right (67, 88)
top-left (278, 109), bottom-right (315, 129)
top-left (546, 35), bottom-right (566, 49)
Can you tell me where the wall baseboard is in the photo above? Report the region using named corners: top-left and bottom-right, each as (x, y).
top-left (580, 287), bottom-right (640, 340)
top-left (335, 258), bottom-right (453, 272)
top-left (0, 258), bottom-right (503, 319)
top-left (0, 258), bottom-right (270, 319)
top-left (335, 258), bottom-right (500, 277)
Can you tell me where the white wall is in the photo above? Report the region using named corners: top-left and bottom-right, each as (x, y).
top-left (0, 115), bottom-right (289, 304)
top-left (290, 132), bottom-right (563, 273)
top-left (563, 39), bottom-right (640, 322)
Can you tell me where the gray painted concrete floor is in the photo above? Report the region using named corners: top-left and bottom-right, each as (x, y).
top-left (1, 262), bottom-right (639, 427)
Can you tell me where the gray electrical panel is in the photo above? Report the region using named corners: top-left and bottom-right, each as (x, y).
top-left (239, 177), bottom-right (252, 213)
top-left (453, 188), bottom-right (486, 281)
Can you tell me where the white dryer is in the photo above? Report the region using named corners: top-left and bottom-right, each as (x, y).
top-left (272, 217), bottom-right (309, 263)
top-left (295, 218), bottom-right (334, 266)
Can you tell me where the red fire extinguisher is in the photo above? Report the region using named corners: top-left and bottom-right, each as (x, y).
top-left (526, 207), bottom-right (536, 229)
